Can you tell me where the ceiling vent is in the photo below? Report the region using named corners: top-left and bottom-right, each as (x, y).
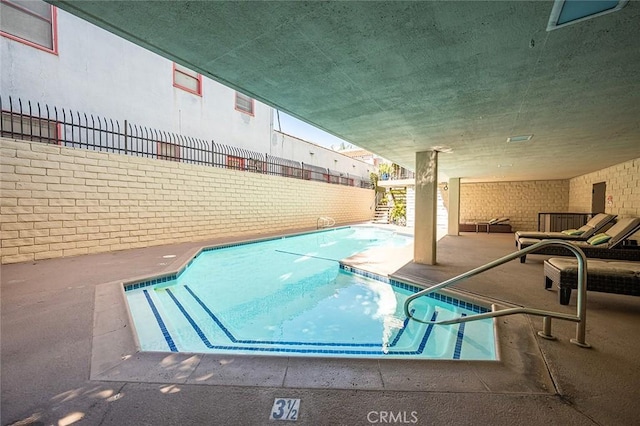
top-left (506, 135), bottom-right (533, 143)
top-left (547, 0), bottom-right (629, 31)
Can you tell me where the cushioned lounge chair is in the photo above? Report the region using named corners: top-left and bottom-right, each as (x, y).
top-left (544, 257), bottom-right (640, 305)
top-left (514, 213), bottom-right (616, 243)
top-left (517, 217), bottom-right (640, 263)
top-left (469, 217), bottom-right (511, 233)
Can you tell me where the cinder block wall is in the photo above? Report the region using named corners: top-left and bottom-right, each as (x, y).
top-left (0, 138), bottom-right (374, 264)
top-left (569, 158), bottom-right (640, 218)
top-left (460, 180), bottom-right (570, 231)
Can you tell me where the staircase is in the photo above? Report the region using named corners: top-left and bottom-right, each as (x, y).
top-left (389, 188), bottom-right (406, 206)
top-left (373, 204), bottom-right (391, 224)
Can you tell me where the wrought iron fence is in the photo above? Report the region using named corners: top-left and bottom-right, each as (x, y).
top-left (0, 96), bottom-right (372, 188)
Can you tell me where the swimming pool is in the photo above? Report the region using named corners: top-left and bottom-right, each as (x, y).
top-left (124, 227), bottom-right (497, 360)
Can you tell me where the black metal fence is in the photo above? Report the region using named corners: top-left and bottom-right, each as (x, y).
top-left (0, 96), bottom-right (372, 188)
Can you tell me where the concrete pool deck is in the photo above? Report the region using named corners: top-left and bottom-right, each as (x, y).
top-left (2, 226), bottom-right (639, 425)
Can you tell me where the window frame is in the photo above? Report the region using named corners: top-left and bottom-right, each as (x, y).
top-left (0, 0), bottom-right (58, 54)
top-left (227, 155), bottom-right (245, 170)
top-left (1, 110), bottom-right (61, 144)
top-left (234, 92), bottom-right (255, 116)
top-left (246, 158), bottom-right (265, 173)
top-left (156, 141), bottom-right (181, 162)
top-left (172, 62), bottom-right (203, 96)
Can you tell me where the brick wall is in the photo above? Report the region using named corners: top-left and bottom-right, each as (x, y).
top-left (0, 138), bottom-right (374, 264)
top-left (460, 180), bottom-right (570, 231)
top-left (569, 158), bottom-right (640, 218)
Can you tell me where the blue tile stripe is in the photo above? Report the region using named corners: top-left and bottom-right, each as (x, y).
top-left (165, 289), bottom-right (214, 348)
top-left (154, 285), bottom-right (438, 356)
top-left (125, 274), bottom-right (177, 292)
top-left (416, 311), bottom-right (439, 354)
top-left (453, 313), bottom-right (467, 360)
top-left (389, 309), bottom-right (415, 347)
top-left (341, 264), bottom-right (489, 314)
top-left (184, 285), bottom-right (401, 348)
top-left (198, 226), bottom-right (351, 253)
top-left (184, 285), bottom-right (237, 343)
top-left (143, 289), bottom-right (178, 352)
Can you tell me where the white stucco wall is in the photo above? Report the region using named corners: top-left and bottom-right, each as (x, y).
top-left (1, 5), bottom-right (377, 181)
top-left (1, 7), bottom-right (272, 152)
top-left (271, 131), bottom-right (372, 179)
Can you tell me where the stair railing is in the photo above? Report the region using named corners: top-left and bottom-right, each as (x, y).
top-left (317, 216), bottom-right (336, 229)
top-left (403, 239), bottom-right (590, 347)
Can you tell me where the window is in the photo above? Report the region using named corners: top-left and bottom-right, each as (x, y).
top-left (0, 0), bottom-right (57, 53)
top-left (157, 141), bottom-right (180, 161)
top-left (247, 158), bottom-right (264, 173)
top-left (1, 111), bottom-right (60, 143)
top-left (235, 92), bottom-right (254, 116)
top-left (173, 63), bottom-right (202, 96)
top-left (227, 155), bottom-right (245, 170)
top-left (281, 166), bottom-right (301, 178)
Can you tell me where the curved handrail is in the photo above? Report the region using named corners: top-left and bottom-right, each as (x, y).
top-left (403, 239), bottom-right (590, 347)
top-left (317, 216), bottom-right (336, 229)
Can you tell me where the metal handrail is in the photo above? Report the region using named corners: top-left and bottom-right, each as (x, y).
top-left (317, 216), bottom-right (336, 229)
top-left (403, 239), bottom-right (590, 347)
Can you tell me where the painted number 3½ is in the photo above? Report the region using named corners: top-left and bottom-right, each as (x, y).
top-left (271, 398), bottom-right (300, 421)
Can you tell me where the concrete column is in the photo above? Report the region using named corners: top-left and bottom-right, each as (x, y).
top-left (414, 151), bottom-right (438, 265)
top-left (447, 178), bottom-right (461, 236)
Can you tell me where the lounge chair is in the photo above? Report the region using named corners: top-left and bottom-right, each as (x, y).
top-left (517, 217), bottom-right (640, 263)
top-left (514, 213), bottom-right (616, 243)
top-left (460, 217), bottom-right (511, 233)
top-left (544, 257), bottom-right (640, 305)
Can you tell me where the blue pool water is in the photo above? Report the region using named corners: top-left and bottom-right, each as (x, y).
top-left (124, 227), bottom-right (497, 360)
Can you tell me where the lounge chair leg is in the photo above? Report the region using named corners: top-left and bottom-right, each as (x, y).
top-left (559, 287), bottom-right (572, 305)
top-left (520, 255), bottom-right (526, 263)
top-left (545, 277), bottom-right (553, 289)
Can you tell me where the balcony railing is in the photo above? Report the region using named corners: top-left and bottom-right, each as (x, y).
top-left (0, 96), bottom-right (372, 189)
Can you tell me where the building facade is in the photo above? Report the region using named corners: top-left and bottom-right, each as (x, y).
top-left (0, 0), bottom-right (372, 179)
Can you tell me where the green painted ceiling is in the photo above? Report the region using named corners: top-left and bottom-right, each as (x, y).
top-left (52, 0), bottom-right (640, 182)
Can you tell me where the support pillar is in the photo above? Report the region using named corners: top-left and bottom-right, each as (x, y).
top-left (414, 151), bottom-right (438, 265)
top-left (447, 178), bottom-right (460, 236)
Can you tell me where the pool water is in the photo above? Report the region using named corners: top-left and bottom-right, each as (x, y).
top-left (124, 227), bottom-right (497, 360)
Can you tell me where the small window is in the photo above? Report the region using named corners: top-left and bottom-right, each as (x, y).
top-left (157, 141), bottom-right (180, 161)
top-left (173, 63), bottom-right (202, 96)
top-left (235, 92), bottom-right (254, 116)
top-left (1, 111), bottom-right (60, 143)
top-left (0, 0), bottom-right (57, 53)
top-left (247, 158), bottom-right (264, 173)
top-left (227, 155), bottom-right (245, 170)
top-left (280, 166), bottom-right (302, 178)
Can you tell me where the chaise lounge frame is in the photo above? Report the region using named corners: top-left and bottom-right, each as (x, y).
top-left (544, 258), bottom-right (640, 305)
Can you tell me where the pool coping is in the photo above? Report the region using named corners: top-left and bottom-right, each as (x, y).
top-left (91, 227), bottom-right (556, 394)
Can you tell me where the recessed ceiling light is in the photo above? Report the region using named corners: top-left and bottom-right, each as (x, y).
top-left (547, 0), bottom-right (629, 31)
top-left (506, 135), bottom-right (533, 143)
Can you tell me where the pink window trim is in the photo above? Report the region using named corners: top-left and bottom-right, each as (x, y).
top-left (0, 1), bottom-right (58, 55)
top-left (156, 141), bottom-right (181, 162)
top-left (227, 155), bottom-right (245, 170)
top-left (1, 109), bottom-right (62, 144)
top-left (234, 92), bottom-right (255, 116)
top-left (172, 63), bottom-right (203, 96)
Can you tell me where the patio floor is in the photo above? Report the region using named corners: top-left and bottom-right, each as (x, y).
top-left (1, 227), bottom-right (639, 425)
